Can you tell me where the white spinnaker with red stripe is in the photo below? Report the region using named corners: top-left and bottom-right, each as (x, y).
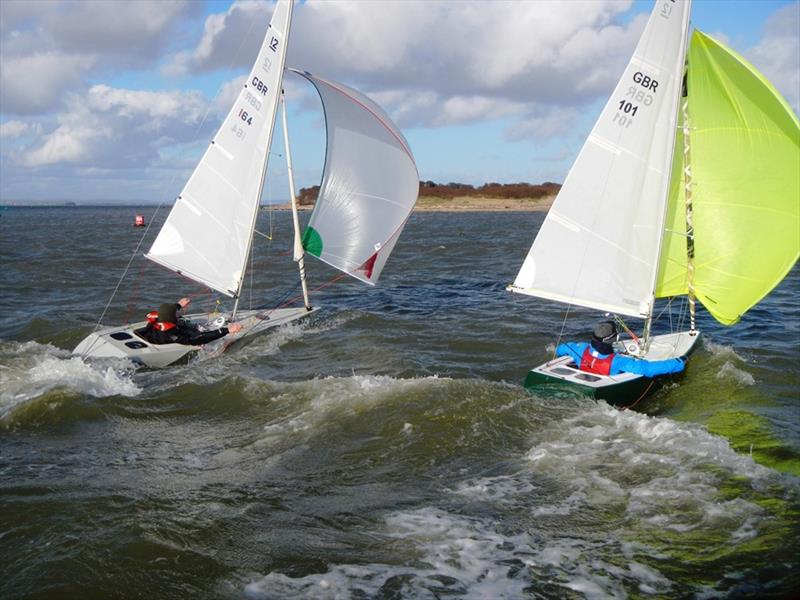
top-left (291, 69), bottom-right (419, 285)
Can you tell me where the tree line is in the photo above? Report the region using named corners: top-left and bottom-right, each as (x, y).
top-left (297, 181), bottom-right (561, 205)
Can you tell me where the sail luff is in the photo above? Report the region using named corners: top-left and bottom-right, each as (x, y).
top-left (235, 2), bottom-right (294, 312)
top-left (645, 0), bottom-right (693, 325)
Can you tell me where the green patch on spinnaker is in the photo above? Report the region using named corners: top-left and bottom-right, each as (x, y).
top-left (707, 410), bottom-right (800, 476)
top-left (302, 226), bottom-right (323, 257)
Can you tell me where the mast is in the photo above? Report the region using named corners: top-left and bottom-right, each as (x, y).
top-left (230, 0), bottom-right (294, 320)
top-left (281, 90), bottom-right (311, 310)
top-left (642, 4), bottom-right (694, 348)
top-left (232, 97), bottom-right (277, 320)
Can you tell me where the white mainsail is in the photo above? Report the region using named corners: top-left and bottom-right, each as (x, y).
top-left (146, 0), bottom-right (293, 297)
top-left (292, 70), bottom-right (419, 285)
top-left (510, 0), bottom-right (691, 319)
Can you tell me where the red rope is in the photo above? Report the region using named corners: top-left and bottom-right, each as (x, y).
top-left (123, 260), bottom-right (150, 325)
top-left (620, 379), bottom-right (656, 411)
top-left (276, 273), bottom-right (347, 310)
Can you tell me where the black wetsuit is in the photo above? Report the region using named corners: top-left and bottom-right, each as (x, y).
top-left (145, 324), bottom-right (231, 346)
top-left (143, 303), bottom-right (231, 346)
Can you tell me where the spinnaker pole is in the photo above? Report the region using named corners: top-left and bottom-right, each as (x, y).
top-left (281, 90), bottom-right (311, 310)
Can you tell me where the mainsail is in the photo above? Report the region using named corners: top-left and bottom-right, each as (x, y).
top-left (510, 0), bottom-right (691, 318)
top-left (294, 70), bottom-right (419, 285)
top-left (656, 31), bottom-right (800, 325)
top-left (146, 0), bottom-right (293, 296)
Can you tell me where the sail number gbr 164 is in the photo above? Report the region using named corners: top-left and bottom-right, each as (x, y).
top-left (613, 71), bottom-right (659, 128)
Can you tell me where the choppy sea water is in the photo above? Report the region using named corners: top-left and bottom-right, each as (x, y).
top-left (1, 206), bottom-right (798, 599)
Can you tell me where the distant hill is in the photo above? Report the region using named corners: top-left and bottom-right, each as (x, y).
top-left (297, 181), bottom-right (562, 205)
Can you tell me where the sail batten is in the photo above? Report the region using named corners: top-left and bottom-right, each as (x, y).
top-left (508, 285), bottom-right (648, 319)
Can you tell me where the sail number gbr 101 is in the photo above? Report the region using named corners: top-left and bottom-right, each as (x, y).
top-left (613, 71), bottom-right (659, 129)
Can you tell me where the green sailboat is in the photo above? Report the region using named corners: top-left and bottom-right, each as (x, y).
top-left (508, 0), bottom-right (799, 406)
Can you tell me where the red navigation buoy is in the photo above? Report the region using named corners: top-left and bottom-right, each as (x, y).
top-left (134, 215), bottom-right (145, 227)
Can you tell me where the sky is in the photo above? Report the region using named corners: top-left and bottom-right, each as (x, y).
top-left (1, 0), bottom-right (798, 204)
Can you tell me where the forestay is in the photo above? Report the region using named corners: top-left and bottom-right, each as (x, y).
top-left (510, 0), bottom-right (691, 318)
top-left (656, 31), bottom-right (800, 325)
top-left (294, 70), bottom-right (419, 285)
top-left (146, 0), bottom-right (293, 296)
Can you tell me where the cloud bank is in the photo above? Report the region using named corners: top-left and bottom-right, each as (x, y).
top-left (1, 0), bottom-right (798, 202)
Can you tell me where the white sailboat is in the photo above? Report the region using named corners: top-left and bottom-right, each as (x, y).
top-left (74, 0), bottom-right (419, 368)
top-left (508, 0), bottom-right (799, 405)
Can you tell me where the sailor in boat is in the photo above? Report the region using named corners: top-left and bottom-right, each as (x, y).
top-left (556, 321), bottom-right (685, 378)
top-left (142, 297), bottom-right (242, 346)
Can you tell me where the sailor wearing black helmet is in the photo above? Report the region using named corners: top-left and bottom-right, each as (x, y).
top-left (145, 297), bottom-right (242, 345)
top-left (555, 320), bottom-right (685, 377)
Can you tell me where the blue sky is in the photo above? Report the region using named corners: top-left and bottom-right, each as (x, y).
top-left (1, 0), bottom-right (798, 204)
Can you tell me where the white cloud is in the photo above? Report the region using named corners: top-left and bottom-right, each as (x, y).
top-left (165, 1), bottom-right (273, 76)
top-left (0, 0), bottom-right (199, 116)
top-left (0, 52), bottom-right (96, 115)
top-left (44, 0), bottom-right (194, 59)
top-left (214, 75), bottom-right (248, 118)
top-left (746, 3), bottom-right (800, 113)
top-left (166, 0), bottom-right (641, 134)
top-left (0, 0), bottom-right (41, 34)
top-left (506, 107), bottom-right (582, 142)
top-left (23, 85), bottom-right (210, 168)
top-left (0, 120), bottom-right (41, 138)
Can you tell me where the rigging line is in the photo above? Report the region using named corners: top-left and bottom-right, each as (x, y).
top-left (275, 272), bottom-right (347, 311)
top-left (613, 315), bottom-right (641, 349)
top-left (554, 303), bottom-right (573, 359)
top-left (620, 378), bottom-right (657, 411)
top-left (249, 280), bottom-right (303, 314)
top-left (123, 259), bottom-right (152, 325)
top-left (92, 14), bottom-right (262, 332)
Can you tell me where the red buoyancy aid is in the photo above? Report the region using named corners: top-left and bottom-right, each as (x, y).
top-left (153, 321), bottom-right (176, 332)
top-left (146, 311), bottom-right (159, 323)
top-left (580, 347), bottom-right (615, 376)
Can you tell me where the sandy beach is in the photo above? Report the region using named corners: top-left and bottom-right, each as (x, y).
top-left (268, 195), bottom-right (555, 212)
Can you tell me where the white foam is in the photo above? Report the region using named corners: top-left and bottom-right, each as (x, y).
top-left (241, 399), bottom-right (792, 598)
top-left (704, 339), bottom-right (747, 362)
top-left (716, 361), bottom-right (756, 386)
top-left (452, 474), bottom-right (538, 503)
top-left (244, 507), bottom-right (533, 599)
top-left (251, 375), bottom-right (447, 448)
top-left (523, 403), bottom-right (778, 550)
top-left (243, 502), bottom-right (677, 598)
top-left (0, 342), bottom-right (140, 420)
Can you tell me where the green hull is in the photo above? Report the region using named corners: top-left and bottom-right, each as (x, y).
top-left (522, 331), bottom-right (702, 409)
top-left (523, 369), bottom-right (659, 408)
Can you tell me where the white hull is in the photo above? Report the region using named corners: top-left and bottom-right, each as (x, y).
top-left (73, 306), bottom-right (317, 368)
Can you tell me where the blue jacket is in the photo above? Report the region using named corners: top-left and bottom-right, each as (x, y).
top-left (556, 342), bottom-right (685, 377)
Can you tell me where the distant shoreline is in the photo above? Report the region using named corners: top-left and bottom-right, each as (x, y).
top-left (2, 195), bottom-right (556, 212)
top-left (268, 195), bottom-right (556, 212)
